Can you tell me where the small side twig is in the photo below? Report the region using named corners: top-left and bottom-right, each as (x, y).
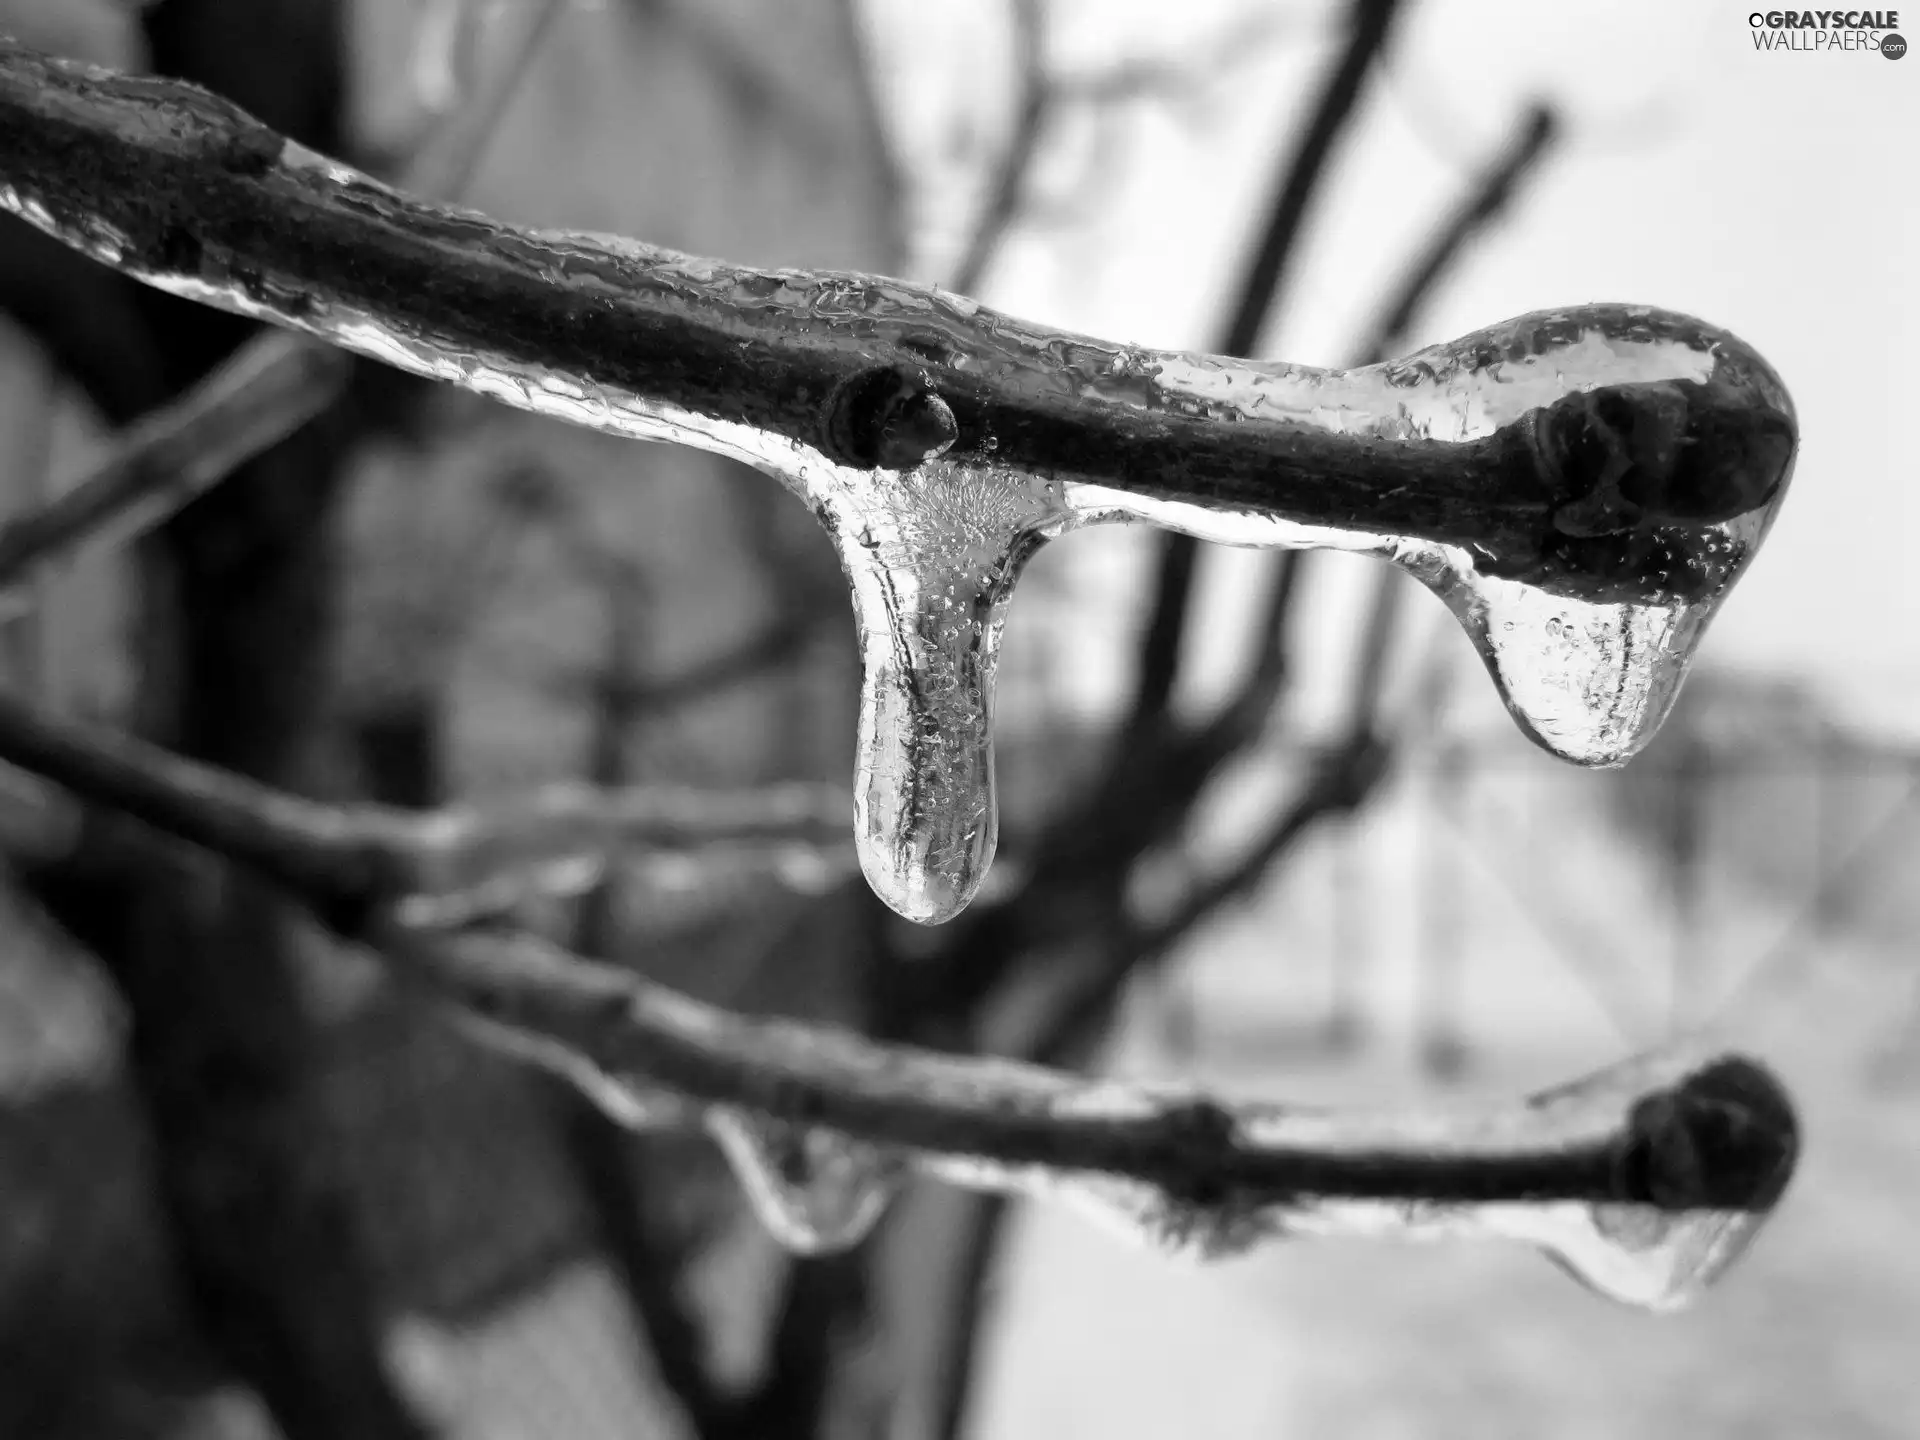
top-left (946, 0), bottom-right (1047, 297)
top-left (0, 333), bottom-right (350, 605)
top-left (0, 687), bottom-right (852, 921)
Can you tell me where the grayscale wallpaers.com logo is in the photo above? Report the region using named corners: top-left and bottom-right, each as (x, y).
top-left (1748, 10), bottom-right (1906, 54)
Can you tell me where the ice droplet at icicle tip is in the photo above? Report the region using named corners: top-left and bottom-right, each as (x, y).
top-left (707, 1109), bottom-right (901, 1255)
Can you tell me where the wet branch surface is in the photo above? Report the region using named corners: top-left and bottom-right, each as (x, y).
top-left (0, 40), bottom-right (1794, 607)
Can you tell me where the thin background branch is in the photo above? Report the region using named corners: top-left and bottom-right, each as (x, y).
top-left (0, 0), bottom-right (566, 610)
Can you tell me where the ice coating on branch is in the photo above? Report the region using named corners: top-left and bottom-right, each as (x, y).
top-left (707, 1109), bottom-right (901, 1254)
top-left (0, 72), bottom-right (1793, 917)
top-left (918, 1047), bottom-right (1797, 1312)
top-left (1233, 1050), bottom-right (1796, 1312)
top-left (793, 312), bottom-right (1791, 917)
top-left (416, 919), bottom-right (1795, 1311)
top-left (1070, 310), bottom-right (1797, 767)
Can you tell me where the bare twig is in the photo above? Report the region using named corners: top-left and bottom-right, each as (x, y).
top-left (720, 1248), bottom-right (872, 1440)
top-left (1240, 548), bottom-right (1305, 712)
top-left (930, 1187), bottom-right (1010, 1440)
top-left (551, 563), bottom-right (741, 1440)
top-left (0, 41), bottom-right (1794, 610)
top-left (929, 925), bottom-right (1127, 1440)
top-left (1142, 730), bottom-right (1391, 960)
top-left (1, 344), bottom-right (55, 692)
top-left (556, 612), bottom-right (817, 714)
top-left (1350, 101), bottom-right (1560, 368)
top-left (949, 3), bottom-right (1305, 279)
top-left (947, 0), bottom-right (1047, 297)
top-left (0, 688), bottom-right (851, 919)
top-left (0, 333), bottom-right (351, 605)
top-left (1130, 0), bottom-right (1403, 729)
top-left (401, 0), bottom-right (570, 202)
top-left (1014, 0), bottom-right (1408, 1053)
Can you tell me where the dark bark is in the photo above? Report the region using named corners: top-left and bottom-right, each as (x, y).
top-left (5, 2), bottom-right (430, 1435)
top-left (0, 42), bottom-right (1794, 607)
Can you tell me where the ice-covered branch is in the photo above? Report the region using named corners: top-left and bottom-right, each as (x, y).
top-left (0, 40), bottom-right (1792, 593)
top-left (382, 915), bottom-right (1795, 1312)
top-left (0, 39), bottom-right (1800, 923)
top-left (0, 684), bottom-right (1799, 1311)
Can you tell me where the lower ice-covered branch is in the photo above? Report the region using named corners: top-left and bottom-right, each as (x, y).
top-left (0, 689), bottom-right (1800, 1312)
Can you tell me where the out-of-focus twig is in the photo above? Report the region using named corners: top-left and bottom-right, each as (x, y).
top-left (555, 614), bottom-right (819, 715)
top-left (0, 687), bottom-right (852, 921)
top-left (1350, 101), bottom-right (1559, 369)
top-left (0, 4), bottom-right (566, 611)
top-left (0, 333), bottom-right (351, 606)
top-left (0, 344), bottom-right (53, 693)
top-left (947, 0), bottom-right (1047, 297)
top-left (949, 2), bottom-right (1304, 296)
top-left (401, 0), bottom-right (569, 202)
top-left (551, 556), bottom-right (742, 1440)
top-left (1129, 0), bottom-right (1403, 731)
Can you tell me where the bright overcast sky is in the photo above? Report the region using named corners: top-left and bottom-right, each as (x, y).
top-left (864, 0), bottom-right (1918, 740)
